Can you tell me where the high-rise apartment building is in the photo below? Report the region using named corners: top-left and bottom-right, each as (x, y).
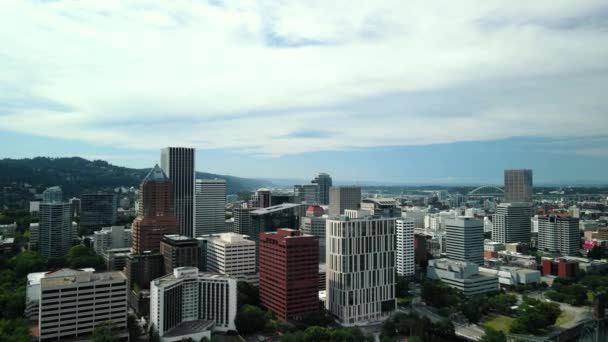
top-left (259, 229), bottom-right (319, 321)
top-left (446, 217), bottom-right (484, 265)
top-left (328, 186), bottom-right (361, 217)
top-left (200, 233), bottom-right (256, 282)
top-left (252, 188), bottom-right (272, 208)
top-left (326, 216), bottom-right (396, 326)
top-left (160, 234), bottom-right (200, 274)
top-left (492, 203), bottom-right (533, 244)
top-left (294, 184), bottom-right (320, 204)
top-left (38, 186), bottom-right (72, 259)
top-left (312, 173), bottom-right (332, 205)
top-left (300, 205), bottom-right (327, 263)
top-left (396, 219), bottom-right (415, 277)
top-left (80, 193), bottom-right (117, 232)
top-left (150, 267), bottom-right (237, 339)
top-left (161, 147), bottom-right (196, 237)
top-left (34, 268), bottom-right (128, 341)
top-left (538, 215), bottom-right (580, 256)
top-left (195, 179), bottom-right (226, 237)
top-left (504, 169), bottom-right (533, 203)
top-left (131, 165), bottom-right (179, 254)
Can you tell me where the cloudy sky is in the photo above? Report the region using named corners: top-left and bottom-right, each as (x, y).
top-left (1, 0), bottom-right (608, 184)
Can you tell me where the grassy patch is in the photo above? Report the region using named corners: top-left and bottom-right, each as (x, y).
top-left (397, 297), bottom-right (411, 306)
top-left (587, 291), bottom-right (594, 303)
top-left (484, 315), bottom-right (514, 333)
top-left (555, 310), bottom-right (575, 327)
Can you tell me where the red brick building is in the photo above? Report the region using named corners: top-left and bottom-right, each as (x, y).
top-left (259, 229), bottom-right (319, 321)
top-left (131, 164), bottom-right (179, 254)
top-left (542, 258), bottom-right (578, 279)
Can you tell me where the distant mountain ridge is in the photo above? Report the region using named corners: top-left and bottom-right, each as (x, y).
top-left (0, 157), bottom-right (272, 196)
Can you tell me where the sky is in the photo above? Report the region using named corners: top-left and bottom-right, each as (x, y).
top-left (1, 1), bottom-right (608, 184)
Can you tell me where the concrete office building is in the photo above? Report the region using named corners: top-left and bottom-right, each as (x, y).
top-left (446, 217), bottom-right (484, 266)
top-left (161, 147), bottom-right (196, 237)
top-left (492, 203), bottom-right (533, 244)
top-left (361, 198), bottom-right (400, 218)
top-left (93, 226), bottom-right (131, 257)
top-left (34, 268), bottom-right (128, 341)
top-left (150, 267), bottom-right (237, 339)
top-left (232, 207), bottom-right (254, 235)
top-left (312, 173), bottom-right (332, 205)
top-left (259, 229), bottom-right (319, 321)
top-left (195, 179), bottom-right (227, 237)
top-left (326, 216), bottom-right (396, 326)
top-left (396, 219), bottom-right (415, 278)
top-left (80, 192), bottom-right (117, 232)
top-left (104, 248), bottom-right (131, 271)
top-left (300, 205), bottom-right (327, 263)
top-left (504, 169), bottom-right (533, 203)
top-left (328, 186), bottom-right (361, 217)
top-left (294, 184), bottom-right (320, 205)
top-left (427, 259), bottom-right (499, 296)
top-left (125, 252), bottom-right (163, 291)
top-left (200, 233), bottom-right (256, 283)
top-left (38, 187), bottom-right (72, 259)
top-left (160, 235), bottom-right (200, 275)
top-left (131, 165), bottom-right (179, 255)
top-left (538, 215), bottom-right (580, 256)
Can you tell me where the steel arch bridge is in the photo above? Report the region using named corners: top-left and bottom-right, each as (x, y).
top-left (468, 185), bottom-right (504, 196)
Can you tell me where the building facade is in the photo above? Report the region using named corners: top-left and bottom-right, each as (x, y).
top-left (300, 205), bottom-right (327, 263)
top-left (538, 215), bottom-right (580, 256)
top-left (150, 267), bottom-right (237, 338)
top-left (160, 235), bottom-right (200, 275)
top-left (312, 173), bottom-right (332, 205)
top-left (446, 217), bottom-right (484, 265)
top-left (93, 226), bottom-right (131, 257)
top-left (504, 169), bottom-right (533, 203)
top-left (492, 203), bottom-right (533, 244)
top-left (80, 193), bottom-right (117, 232)
top-left (328, 186), bottom-right (361, 217)
top-left (396, 219), bottom-right (415, 278)
top-left (161, 147), bottom-right (196, 238)
top-left (199, 233), bottom-right (256, 282)
top-left (252, 188), bottom-right (272, 208)
top-left (35, 269), bottom-right (128, 341)
top-left (259, 229), bottom-right (319, 321)
top-left (195, 179), bottom-right (227, 237)
top-left (294, 184), bottom-right (320, 205)
top-left (427, 259), bottom-right (499, 296)
top-left (326, 217), bottom-right (396, 326)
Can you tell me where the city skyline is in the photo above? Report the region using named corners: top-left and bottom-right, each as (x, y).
top-left (1, 1), bottom-right (607, 184)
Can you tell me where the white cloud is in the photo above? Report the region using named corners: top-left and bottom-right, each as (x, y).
top-left (1, 0), bottom-right (608, 156)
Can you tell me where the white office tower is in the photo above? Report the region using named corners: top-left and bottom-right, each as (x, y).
top-left (150, 267), bottom-right (237, 341)
top-left (38, 186), bottom-right (72, 258)
top-left (93, 225), bottom-right (131, 256)
top-left (195, 179), bottom-right (227, 237)
top-left (326, 216), bottom-right (396, 326)
top-left (492, 203), bottom-right (533, 244)
top-left (396, 219), bottom-right (415, 278)
top-left (446, 217), bottom-right (484, 266)
top-left (161, 147), bottom-right (196, 237)
top-left (34, 269), bottom-right (128, 341)
top-left (402, 208), bottom-right (426, 228)
top-left (537, 215), bottom-right (579, 256)
top-left (200, 233), bottom-right (257, 283)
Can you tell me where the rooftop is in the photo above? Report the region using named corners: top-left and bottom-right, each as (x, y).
top-left (251, 203), bottom-right (301, 215)
top-left (143, 164), bottom-right (169, 182)
top-left (39, 269), bottom-right (126, 288)
top-left (163, 319), bottom-right (214, 338)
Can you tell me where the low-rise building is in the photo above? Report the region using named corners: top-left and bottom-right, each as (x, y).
top-left (484, 241), bottom-right (505, 259)
top-left (426, 258), bottom-right (499, 296)
top-left (479, 266), bottom-right (541, 286)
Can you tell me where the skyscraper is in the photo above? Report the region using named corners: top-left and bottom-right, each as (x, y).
top-left (312, 173), bottom-right (332, 205)
top-left (328, 186), bottom-right (361, 217)
top-left (492, 203), bottom-right (533, 244)
top-left (80, 192), bottom-right (117, 232)
top-left (252, 188), bottom-right (272, 208)
top-left (326, 216), bottom-right (396, 326)
top-left (161, 147), bottom-right (196, 237)
top-left (538, 215), bottom-right (579, 256)
top-left (38, 186), bottom-right (72, 258)
top-left (396, 219), bottom-right (415, 277)
top-left (195, 179), bottom-right (227, 237)
top-left (131, 165), bottom-right (179, 254)
top-left (504, 169), bottom-right (533, 203)
top-left (160, 234), bottom-right (200, 274)
top-left (259, 229), bottom-right (319, 321)
top-left (446, 217), bottom-right (484, 265)
top-left (294, 184), bottom-right (320, 204)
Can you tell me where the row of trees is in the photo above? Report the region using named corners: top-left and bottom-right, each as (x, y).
top-left (281, 326), bottom-right (374, 342)
top-left (380, 312), bottom-right (456, 342)
top-left (510, 297), bottom-right (561, 335)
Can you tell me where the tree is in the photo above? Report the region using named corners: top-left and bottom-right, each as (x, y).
top-left (127, 313), bottom-right (142, 341)
top-left (395, 275), bottom-right (409, 298)
top-left (588, 245), bottom-right (603, 259)
top-left (11, 250), bottom-right (45, 278)
top-left (461, 296), bottom-right (487, 323)
top-left (0, 319), bottom-right (29, 342)
top-left (92, 321), bottom-right (118, 342)
top-left (234, 304), bottom-right (269, 335)
top-left (66, 245), bottom-right (104, 270)
top-left (237, 281), bottom-right (260, 308)
top-left (480, 327), bottom-right (507, 342)
top-left (303, 326), bottom-right (330, 341)
top-left (511, 297), bottom-right (561, 335)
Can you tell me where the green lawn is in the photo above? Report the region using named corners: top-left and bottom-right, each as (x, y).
top-left (484, 315), bottom-right (514, 333)
top-left (555, 310), bottom-right (575, 327)
top-left (587, 291), bottom-right (594, 303)
top-left (397, 297), bottom-right (412, 306)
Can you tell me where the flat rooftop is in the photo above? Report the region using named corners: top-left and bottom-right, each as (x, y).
top-left (163, 320), bottom-right (214, 338)
top-left (251, 203), bottom-right (301, 215)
